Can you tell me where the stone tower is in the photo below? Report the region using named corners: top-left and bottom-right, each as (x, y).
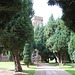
top-left (32, 16), bottom-right (43, 29)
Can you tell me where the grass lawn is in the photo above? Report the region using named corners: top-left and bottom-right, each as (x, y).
top-left (59, 63), bottom-right (75, 75)
top-left (49, 61), bottom-right (75, 75)
top-left (0, 62), bottom-right (36, 75)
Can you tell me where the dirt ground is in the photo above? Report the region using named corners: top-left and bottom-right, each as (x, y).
top-left (0, 69), bottom-right (28, 75)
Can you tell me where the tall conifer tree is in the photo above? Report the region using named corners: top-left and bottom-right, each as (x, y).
top-left (23, 43), bottom-right (31, 68)
top-left (1, 0), bottom-right (34, 72)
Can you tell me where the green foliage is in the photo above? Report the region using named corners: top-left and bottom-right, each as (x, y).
top-left (23, 43), bottom-right (31, 67)
top-left (0, 46), bottom-right (3, 54)
top-left (48, 0), bottom-right (75, 32)
top-left (53, 19), bottom-right (70, 52)
top-left (45, 14), bottom-right (56, 53)
top-left (1, 0), bottom-right (34, 51)
top-left (44, 14), bottom-right (56, 39)
top-left (46, 17), bottom-right (70, 53)
top-left (68, 32), bottom-right (75, 61)
top-left (0, 0), bottom-right (34, 71)
top-left (34, 24), bottom-right (52, 62)
top-left (45, 15), bottom-right (71, 65)
top-left (0, 0), bottom-right (22, 29)
top-left (8, 51), bottom-right (13, 61)
top-left (34, 24), bottom-right (40, 48)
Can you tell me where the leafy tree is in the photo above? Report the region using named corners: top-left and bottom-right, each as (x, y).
top-left (48, 0), bottom-right (75, 32)
top-left (68, 32), bottom-right (75, 62)
top-left (1, 0), bottom-right (34, 72)
top-left (23, 43), bottom-right (31, 68)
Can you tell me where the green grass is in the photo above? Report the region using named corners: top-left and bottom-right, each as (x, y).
top-left (49, 60), bottom-right (58, 66)
top-left (0, 62), bottom-right (14, 69)
top-left (24, 70), bottom-right (35, 75)
top-left (49, 61), bottom-right (75, 75)
top-left (0, 62), bottom-right (36, 75)
top-left (22, 64), bottom-right (36, 75)
top-left (59, 66), bottom-right (75, 75)
top-left (59, 63), bottom-right (75, 75)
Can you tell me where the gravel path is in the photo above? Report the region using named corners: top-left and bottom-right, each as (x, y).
top-left (34, 63), bottom-right (72, 75)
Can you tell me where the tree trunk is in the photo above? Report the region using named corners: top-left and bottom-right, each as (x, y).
top-left (71, 60), bottom-right (74, 63)
top-left (63, 56), bottom-right (66, 65)
top-left (54, 53), bottom-right (60, 64)
top-left (14, 50), bottom-right (22, 72)
top-left (59, 51), bottom-right (63, 66)
top-left (63, 51), bottom-right (67, 65)
top-left (27, 63), bottom-right (29, 68)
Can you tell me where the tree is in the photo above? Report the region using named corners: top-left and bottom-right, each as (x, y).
top-left (45, 14), bottom-right (56, 53)
top-left (45, 17), bottom-right (70, 65)
top-left (44, 14), bottom-right (56, 39)
top-left (0, 0), bottom-right (22, 29)
top-left (45, 15), bottom-right (57, 63)
top-left (68, 32), bottom-right (75, 62)
top-left (52, 20), bottom-right (70, 65)
top-left (48, 0), bottom-right (75, 32)
top-left (23, 43), bottom-right (31, 68)
top-left (1, 0), bottom-right (34, 72)
top-left (34, 24), bottom-right (40, 48)
top-left (34, 24), bottom-right (52, 62)
top-left (8, 51), bottom-right (13, 61)
top-left (39, 25), bottom-right (52, 62)
top-left (0, 45), bottom-right (3, 54)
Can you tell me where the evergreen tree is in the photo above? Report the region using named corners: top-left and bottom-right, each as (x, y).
top-left (45, 15), bottom-right (57, 63)
top-left (45, 17), bottom-right (70, 65)
top-left (23, 43), bottom-right (31, 68)
top-left (68, 32), bottom-right (75, 62)
top-left (0, 0), bottom-right (22, 29)
top-left (48, 0), bottom-right (75, 32)
top-left (34, 24), bottom-right (51, 62)
top-left (45, 14), bottom-right (56, 52)
top-left (8, 51), bottom-right (13, 61)
top-left (44, 14), bottom-right (56, 39)
top-left (52, 19), bottom-right (70, 65)
top-left (1, 0), bottom-right (34, 72)
top-left (34, 24), bottom-right (40, 48)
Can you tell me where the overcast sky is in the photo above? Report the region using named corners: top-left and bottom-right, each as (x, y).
top-left (33, 0), bottom-right (62, 25)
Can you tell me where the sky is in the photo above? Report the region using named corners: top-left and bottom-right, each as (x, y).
top-left (33, 0), bottom-right (62, 25)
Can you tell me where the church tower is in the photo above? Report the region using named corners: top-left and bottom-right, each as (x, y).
top-left (32, 16), bottom-right (43, 29)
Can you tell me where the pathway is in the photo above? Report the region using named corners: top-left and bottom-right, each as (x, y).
top-left (34, 63), bottom-right (72, 75)
top-left (0, 68), bottom-right (28, 75)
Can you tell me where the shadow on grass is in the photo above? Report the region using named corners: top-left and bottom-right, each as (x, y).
top-left (21, 63), bottom-right (36, 66)
top-left (14, 70), bottom-right (28, 75)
